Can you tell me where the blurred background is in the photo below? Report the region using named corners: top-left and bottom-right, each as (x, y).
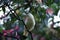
top-left (0, 0), bottom-right (60, 40)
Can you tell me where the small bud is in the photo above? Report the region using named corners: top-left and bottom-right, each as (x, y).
top-left (46, 8), bottom-right (54, 16)
top-left (3, 30), bottom-right (7, 33)
top-left (9, 29), bottom-right (14, 33)
top-left (3, 33), bottom-right (7, 36)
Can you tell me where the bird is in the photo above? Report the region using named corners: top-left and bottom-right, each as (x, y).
top-left (23, 12), bottom-right (35, 36)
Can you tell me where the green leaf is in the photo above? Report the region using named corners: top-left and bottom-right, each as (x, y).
top-left (0, 26), bottom-right (3, 32)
